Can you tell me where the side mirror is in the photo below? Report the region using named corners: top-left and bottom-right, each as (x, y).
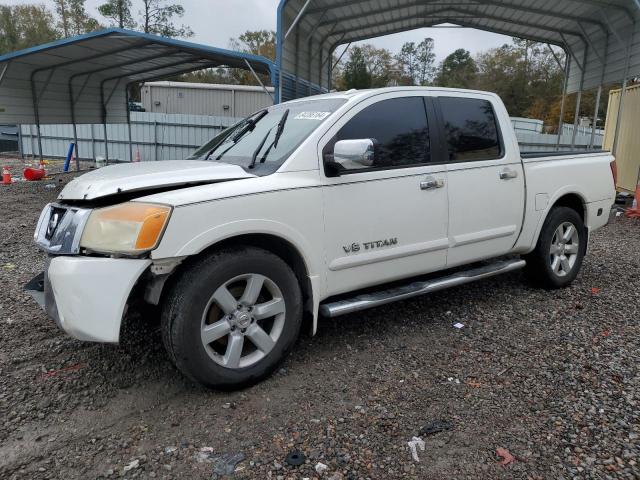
top-left (333, 139), bottom-right (375, 170)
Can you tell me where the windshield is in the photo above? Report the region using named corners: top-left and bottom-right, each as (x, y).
top-left (188, 98), bottom-right (346, 173)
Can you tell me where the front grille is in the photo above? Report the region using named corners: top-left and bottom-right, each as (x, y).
top-left (34, 203), bottom-right (92, 255)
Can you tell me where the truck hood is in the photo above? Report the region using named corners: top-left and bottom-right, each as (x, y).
top-left (58, 160), bottom-right (256, 201)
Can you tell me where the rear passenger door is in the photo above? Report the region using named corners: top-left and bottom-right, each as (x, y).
top-left (436, 95), bottom-right (525, 267)
top-left (320, 93), bottom-right (449, 297)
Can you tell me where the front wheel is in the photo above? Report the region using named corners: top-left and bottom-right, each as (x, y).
top-left (161, 247), bottom-right (302, 389)
top-left (524, 206), bottom-right (587, 289)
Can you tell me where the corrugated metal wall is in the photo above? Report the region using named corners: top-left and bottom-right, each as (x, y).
top-left (141, 82), bottom-right (274, 117)
top-left (18, 113), bottom-right (603, 162)
top-left (19, 112), bottom-right (241, 162)
top-left (604, 84), bottom-right (640, 192)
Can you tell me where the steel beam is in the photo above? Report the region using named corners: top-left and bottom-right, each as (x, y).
top-left (590, 35), bottom-right (609, 149)
top-left (244, 59), bottom-right (274, 102)
top-left (571, 46), bottom-right (589, 148)
top-left (285, 0), bottom-right (313, 39)
top-left (547, 44), bottom-right (565, 70)
top-left (0, 62), bottom-right (8, 87)
top-left (559, 33), bottom-right (584, 72)
top-left (577, 21), bottom-right (605, 65)
top-left (556, 56), bottom-right (570, 150)
top-left (29, 78), bottom-right (43, 161)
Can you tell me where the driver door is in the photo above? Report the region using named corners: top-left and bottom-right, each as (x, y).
top-left (320, 93), bottom-right (449, 297)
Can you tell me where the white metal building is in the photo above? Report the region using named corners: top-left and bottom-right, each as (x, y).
top-left (141, 81), bottom-right (275, 117)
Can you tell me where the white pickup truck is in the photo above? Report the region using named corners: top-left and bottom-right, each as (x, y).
top-left (28, 87), bottom-right (616, 389)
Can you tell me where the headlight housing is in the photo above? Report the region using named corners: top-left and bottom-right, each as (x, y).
top-left (80, 202), bottom-right (172, 255)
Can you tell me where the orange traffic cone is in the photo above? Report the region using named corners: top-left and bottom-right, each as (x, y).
top-left (2, 166), bottom-right (11, 185)
top-left (625, 168), bottom-right (640, 219)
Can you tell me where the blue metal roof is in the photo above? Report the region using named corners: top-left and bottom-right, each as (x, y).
top-left (0, 28), bottom-right (276, 125)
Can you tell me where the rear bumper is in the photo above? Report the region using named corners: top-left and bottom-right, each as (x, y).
top-left (586, 198), bottom-right (614, 231)
top-left (26, 256), bottom-right (151, 343)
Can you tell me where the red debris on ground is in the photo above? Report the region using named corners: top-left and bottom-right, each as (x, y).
top-left (40, 363), bottom-right (86, 380)
top-left (496, 447), bottom-right (516, 466)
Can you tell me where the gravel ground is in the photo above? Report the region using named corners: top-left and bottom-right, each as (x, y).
top-left (0, 168), bottom-right (639, 480)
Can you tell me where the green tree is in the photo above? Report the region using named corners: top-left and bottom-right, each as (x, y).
top-left (436, 49), bottom-right (477, 88)
top-left (229, 30), bottom-right (276, 60)
top-left (415, 38), bottom-right (435, 85)
top-left (359, 44), bottom-right (395, 87)
top-left (98, 0), bottom-right (135, 29)
top-left (140, 0), bottom-right (193, 38)
top-left (0, 4), bottom-right (59, 55)
top-left (342, 46), bottom-right (372, 89)
top-left (396, 41), bottom-right (418, 85)
top-left (55, 0), bottom-right (100, 36)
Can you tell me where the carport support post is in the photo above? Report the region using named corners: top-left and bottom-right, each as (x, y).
top-left (571, 47), bottom-right (589, 149)
top-left (71, 123), bottom-right (79, 169)
top-left (571, 90), bottom-right (582, 148)
top-left (590, 85), bottom-right (603, 149)
top-left (126, 85), bottom-right (133, 162)
top-left (556, 56), bottom-right (570, 150)
top-left (29, 79), bottom-right (44, 161)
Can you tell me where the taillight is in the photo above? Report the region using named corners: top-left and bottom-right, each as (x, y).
top-left (610, 159), bottom-right (618, 189)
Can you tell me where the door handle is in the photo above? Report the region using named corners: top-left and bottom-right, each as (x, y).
top-left (499, 168), bottom-right (518, 180)
top-left (420, 177), bottom-right (445, 190)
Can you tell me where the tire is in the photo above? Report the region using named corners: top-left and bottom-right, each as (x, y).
top-left (161, 246), bottom-right (303, 390)
top-left (524, 206), bottom-right (587, 289)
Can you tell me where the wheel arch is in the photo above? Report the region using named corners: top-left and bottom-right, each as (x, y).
top-left (530, 190), bottom-right (589, 252)
top-left (164, 232), bottom-right (318, 335)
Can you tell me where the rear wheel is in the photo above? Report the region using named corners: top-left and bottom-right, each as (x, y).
top-left (524, 206), bottom-right (587, 289)
top-left (161, 247), bottom-right (302, 389)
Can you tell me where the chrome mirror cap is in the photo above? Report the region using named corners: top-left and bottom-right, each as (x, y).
top-left (333, 139), bottom-right (375, 169)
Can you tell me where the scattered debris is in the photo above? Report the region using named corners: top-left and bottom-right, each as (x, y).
top-left (407, 436), bottom-right (426, 462)
top-left (419, 420), bottom-right (453, 437)
top-left (497, 366), bottom-right (513, 376)
top-left (195, 446), bottom-right (215, 463)
top-left (453, 322), bottom-right (465, 329)
top-left (40, 363), bottom-right (85, 380)
top-left (496, 447), bottom-right (516, 466)
top-left (212, 452), bottom-right (246, 476)
top-left (591, 287), bottom-right (601, 295)
top-left (285, 450), bottom-right (306, 466)
top-left (164, 446), bottom-right (177, 455)
top-left (2, 263), bottom-right (16, 270)
top-left (315, 462), bottom-right (328, 474)
top-left (447, 377), bottom-right (461, 384)
top-left (122, 459), bottom-right (140, 473)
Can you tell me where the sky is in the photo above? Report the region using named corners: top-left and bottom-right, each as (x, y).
top-left (6, 0), bottom-right (513, 62)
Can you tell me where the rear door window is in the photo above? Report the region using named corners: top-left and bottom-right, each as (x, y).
top-left (331, 96), bottom-right (430, 170)
top-left (438, 97), bottom-right (502, 162)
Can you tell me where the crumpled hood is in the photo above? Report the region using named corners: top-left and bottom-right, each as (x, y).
top-left (58, 160), bottom-right (256, 201)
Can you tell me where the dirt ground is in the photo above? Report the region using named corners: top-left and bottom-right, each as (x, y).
top-left (0, 161), bottom-right (639, 480)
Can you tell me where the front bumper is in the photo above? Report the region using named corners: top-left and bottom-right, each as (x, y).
top-left (26, 256), bottom-right (151, 343)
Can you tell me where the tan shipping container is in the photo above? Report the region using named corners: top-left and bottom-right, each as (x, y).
top-left (603, 84), bottom-right (640, 193)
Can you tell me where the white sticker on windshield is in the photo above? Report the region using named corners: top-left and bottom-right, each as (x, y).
top-left (294, 111), bottom-right (331, 120)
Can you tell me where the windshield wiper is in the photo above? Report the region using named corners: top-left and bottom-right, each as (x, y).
top-left (231, 109), bottom-right (268, 143)
top-left (248, 125), bottom-right (276, 170)
top-left (204, 109), bottom-right (268, 161)
top-left (257, 109), bottom-right (290, 165)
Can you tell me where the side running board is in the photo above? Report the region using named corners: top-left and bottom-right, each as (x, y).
top-left (320, 258), bottom-right (526, 318)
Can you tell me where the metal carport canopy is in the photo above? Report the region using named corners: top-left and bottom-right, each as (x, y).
top-left (0, 28), bottom-right (276, 126)
top-left (276, 0), bottom-right (640, 102)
